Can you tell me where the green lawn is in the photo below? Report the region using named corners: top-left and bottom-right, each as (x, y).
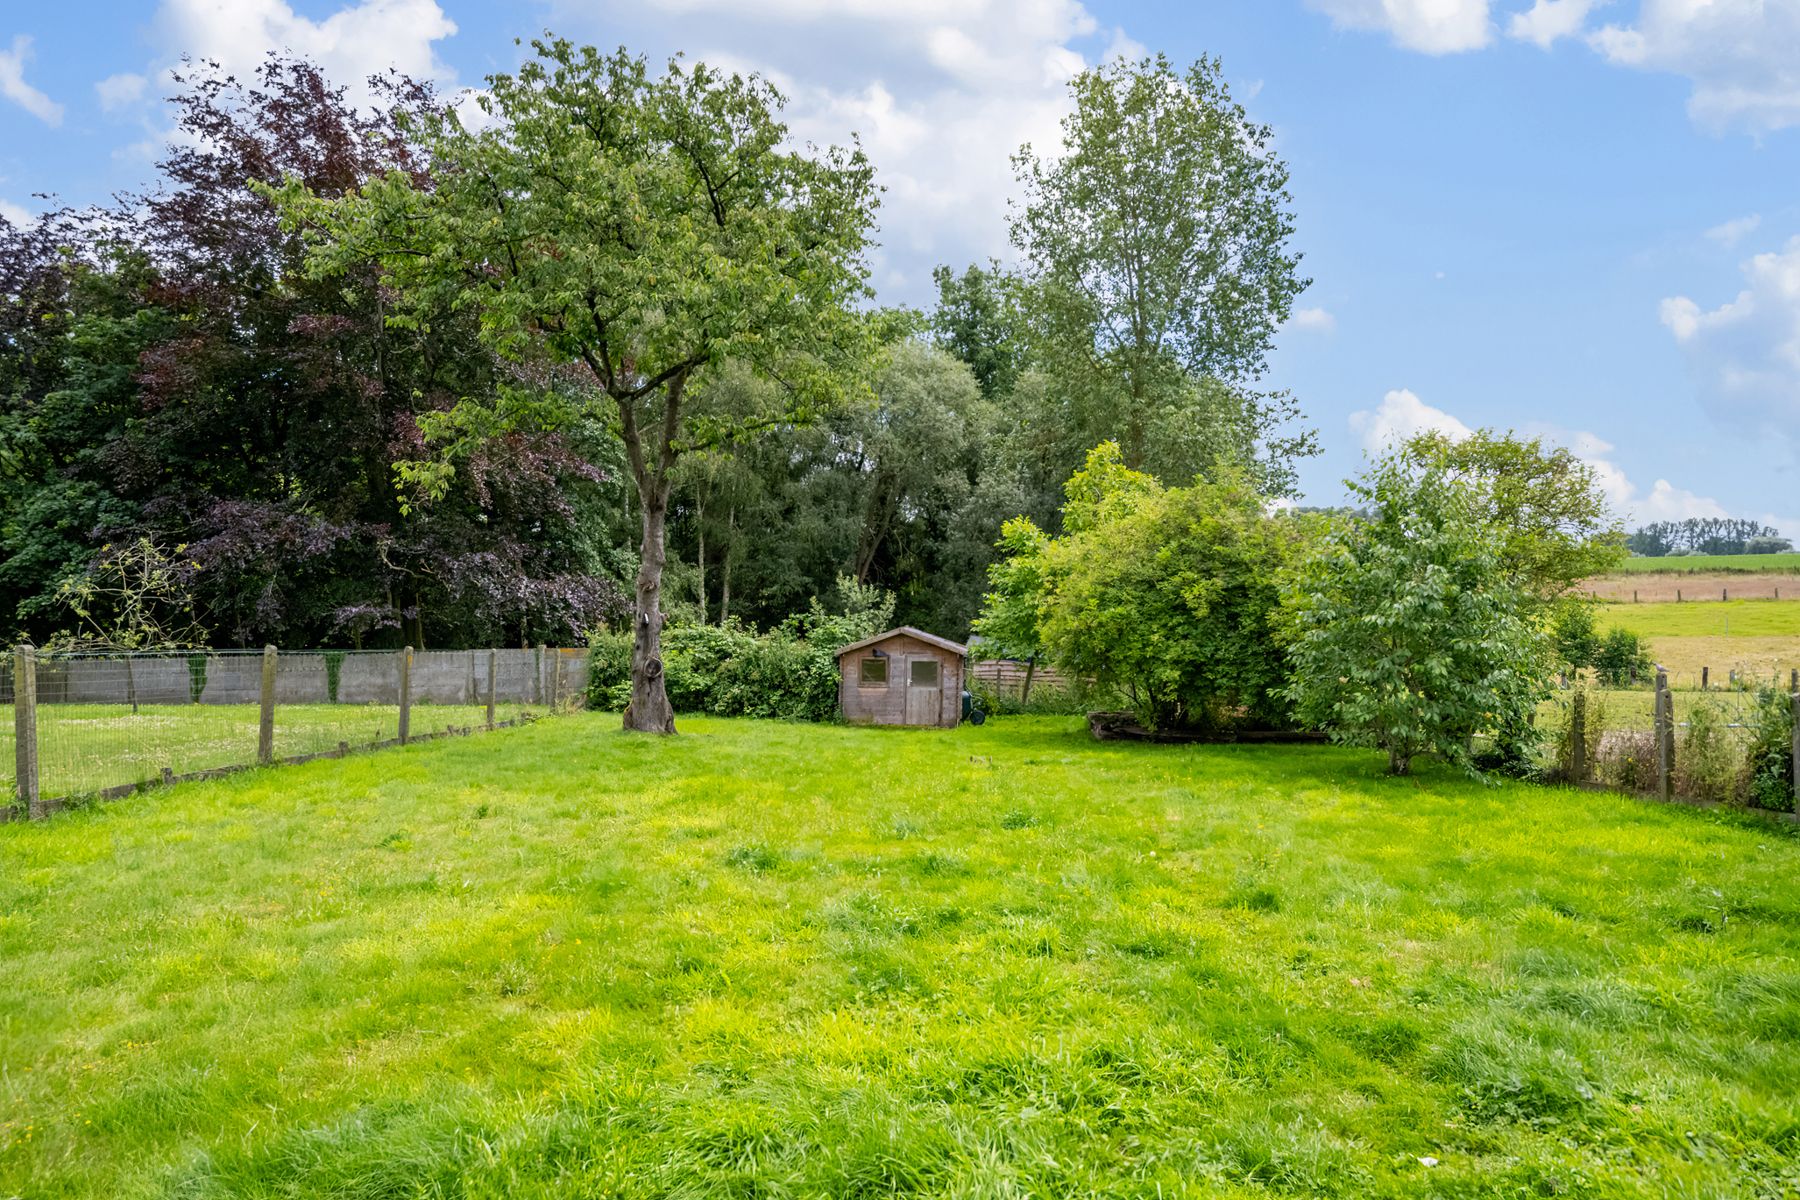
top-left (2, 702), bottom-right (536, 801)
top-left (1612, 552), bottom-right (1800, 574)
top-left (3, 715), bottom-right (1799, 1197)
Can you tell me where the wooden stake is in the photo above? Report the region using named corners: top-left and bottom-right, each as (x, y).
top-left (1791, 690), bottom-right (1799, 816)
top-left (13, 644), bottom-right (40, 819)
top-left (1570, 689), bottom-right (1586, 783)
top-left (398, 646), bottom-right (413, 745)
top-left (1655, 670), bottom-right (1673, 803)
top-left (257, 644), bottom-right (277, 765)
top-left (486, 649), bottom-right (497, 730)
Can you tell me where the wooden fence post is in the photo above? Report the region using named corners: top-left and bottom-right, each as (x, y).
top-left (1677, 588), bottom-right (1682, 603)
top-left (1723, 587), bottom-right (1729, 602)
top-left (1792, 690), bottom-right (1799, 817)
top-left (1569, 689), bottom-right (1586, 783)
top-left (1701, 666), bottom-right (1709, 691)
top-left (13, 643), bottom-right (40, 819)
top-left (1655, 669), bottom-right (1673, 803)
top-left (549, 646), bottom-right (562, 711)
top-left (1633, 589), bottom-right (1638, 604)
top-left (257, 644), bottom-right (278, 765)
top-left (534, 643), bottom-right (546, 706)
top-left (398, 646), bottom-right (413, 745)
top-left (486, 649), bottom-right (497, 730)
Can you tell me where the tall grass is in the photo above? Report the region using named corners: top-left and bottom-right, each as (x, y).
top-left (2, 716), bottom-right (1799, 1197)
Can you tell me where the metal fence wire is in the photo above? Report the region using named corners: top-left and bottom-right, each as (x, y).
top-left (5, 645), bottom-right (587, 816)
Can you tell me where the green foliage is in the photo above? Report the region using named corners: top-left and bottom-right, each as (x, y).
top-left (1550, 602), bottom-right (1601, 673)
top-left (1401, 430), bottom-right (1625, 604)
top-left (1676, 699), bottom-right (1743, 805)
top-left (929, 263), bottom-right (1024, 401)
top-left (1593, 627), bottom-right (1653, 687)
top-left (185, 654), bottom-right (208, 705)
top-left (1744, 688), bottom-right (1796, 811)
top-left (588, 579), bottom-right (895, 721)
top-left (976, 443), bottom-right (1310, 731)
top-left (1011, 54), bottom-right (1309, 476)
top-left (971, 519), bottom-right (1053, 663)
top-left (48, 537), bottom-right (207, 652)
top-left (323, 651), bottom-right (346, 704)
top-left (1284, 455), bottom-right (1550, 776)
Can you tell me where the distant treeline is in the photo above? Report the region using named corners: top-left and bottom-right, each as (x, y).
top-left (1627, 519), bottom-right (1793, 557)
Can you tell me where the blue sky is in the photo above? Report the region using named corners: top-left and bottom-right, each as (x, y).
top-left (3, 0), bottom-right (1798, 533)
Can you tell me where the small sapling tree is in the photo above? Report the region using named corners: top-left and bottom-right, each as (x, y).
top-left (1283, 455), bottom-right (1549, 776)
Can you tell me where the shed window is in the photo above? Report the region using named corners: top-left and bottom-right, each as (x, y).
top-left (910, 659), bottom-right (940, 687)
top-left (859, 657), bottom-right (888, 685)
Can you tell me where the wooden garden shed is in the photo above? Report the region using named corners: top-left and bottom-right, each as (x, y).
top-left (836, 627), bottom-right (967, 727)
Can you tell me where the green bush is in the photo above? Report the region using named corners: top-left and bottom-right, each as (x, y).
top-left (1593, 628), bottom-right (1652, 687)
top-left (974, 443), bottom-right (1313, 733)
top-left (1675, 699), bottom-right (1741, 804)
top-left (1744, 688), bottom-right (1795, 811)
top-left (587, 578), bottom-right (895, 722)
top-left (1549, 602), bottom-right (1600, 674)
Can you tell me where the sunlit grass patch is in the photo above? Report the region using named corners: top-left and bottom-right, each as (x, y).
top-left (2, 714), bottom-right (1797, 1196)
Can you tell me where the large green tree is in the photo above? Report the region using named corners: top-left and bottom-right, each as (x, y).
top-left (1010, 54), bottom-right (1310, 476)
top-left (272, 39), bottom-right (880, 732)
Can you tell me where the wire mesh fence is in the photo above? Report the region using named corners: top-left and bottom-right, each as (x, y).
top-left (1536, 672), bottom-right (1798, 814)
top-left (4, 645), bottom-right (588, 818)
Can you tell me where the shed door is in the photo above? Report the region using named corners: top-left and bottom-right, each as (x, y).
top-left (905, 656), bottom-right (942, 726)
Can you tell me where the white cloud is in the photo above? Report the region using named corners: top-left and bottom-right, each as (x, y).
top-left (1307, 0), bottom-right (1493, 54)
top-left (1321, 1), bottom-right (1800, 135)
top-left (1290, 306), bottom-right (1338, 333)
top-left (1660, 234), bottom-right (1800, 441)
top-left (0, 34), bottom-right (65, 126)
top-left (145, 0), bottom-right (459, 103)
top-left (0, 198), bottom-right (34, 227)
top-left (599, 0), bottom-right (1117, 298)
top-left (95, 72), bottom-right (148, 112)
top-left (1347, 390), bottom-right (1794, 532)
top-left (1589, 0), bottom-right (1800, 132)
top-left (1704, 213), bottom-right (1761, 247)
top-left (1349, 388), bottom-right (1473, 452)
top-left (1567, 430), bottom-right (1731, 524)
top-left (1507, 0), bottom-right (1601, 49)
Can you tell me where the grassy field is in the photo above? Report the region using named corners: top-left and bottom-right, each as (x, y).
top-left (1611, 552), bottom-right (1800, 575)
top-left (1595, 602), bottom-right (1800, 688)
top-left (4, 715), bottom-right (1800, 1197)
top-left (1600, 600), bottom-right (1800, 639)
top-left (2, 702), bottom-right (536, 802)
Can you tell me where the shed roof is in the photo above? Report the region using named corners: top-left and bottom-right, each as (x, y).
top-left (833, 626), bottom-right (968, 660)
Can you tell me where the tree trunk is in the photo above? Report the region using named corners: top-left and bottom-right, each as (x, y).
top-left (618, 371), bottom-right (692, 735)
top-left (695, 485), bottom-right (707, 625)
top-left (1387, 747), bottom-right (1411, 776)
top-left (624, 485), bottom-right (677, 733)
top-left (719, 506), bottom-right (734, 625)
